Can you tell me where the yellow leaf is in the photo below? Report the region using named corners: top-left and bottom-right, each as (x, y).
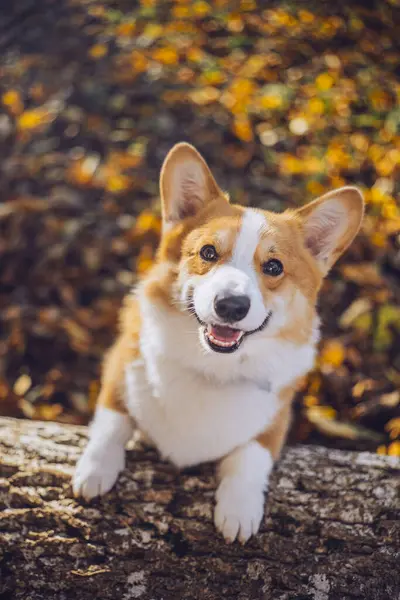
top-left (232, 117), bottom-right (253, 142)
top-left (134, 211), bottom-right (162, 235)
top-left (308, 98), bottom-right (325, 114)
top-left (89, 44), bottom-right (108, 59)
top-left (308, 405), bottom-right (337, 420)
top-left (281, 154), bottom-right (302, 175)
top-left (68, 158), bottom-right (97, 186)
top-left (229, 78), bottom-right (255, 101)
top-left (142, 23), bottom-right (163, 40)
top-left (368, 188), bottom-right (393, 205)
top-left (261, 94), bottom-right (283, 110)
top-left (350, 133), bottom-right (369, 152)
top-left (298, 10), bottom-right (315, 23)
top-left (385, 417), bottom-right (400, 438)
top-left (352, 379), bottom-right (375, 398)
top-left (381, 202), bottom-right (399, 220)
top-left (304, 157), bottom-right (323, 174)
top-left (130, 51), bottom-right (148, 73)
top-left (303, 395), bottom-right (319, 407)
top-left (239, 55), bottom-right (268, 78)
top-left (17, 108), bottom-right (51, 131)
top-left (37, 403), bottom-right (63, 421)
top-left (315, 73), bottom-right (334, 91)
top-left (2, 89), bottom-right (24, 115)
top-left (187, 48), bottom-right (205, 63)
top-left (320, 340), bottom-right (345, 369)
top-left (172, 4), bottom-right (190, 18)
top-left (388, 442), bottom-right (400, 456)
top-left (376, 157), bottom-right (396, 176)
top-left (371, 231), bottom-right (387, 248)
top-left (13, 374), bottom-right (32, 396)
top-left (105, 174), bottom-right (131, 193)
top-left (200, 70), bottom-right (226, 85)
top-left (116, 22), bottom-right (136, 37)
top-left (193, 1), bottom-right (211, 16)
top-left (227, 14), bottom-right (244, 33)
top-left (153, 47), bottom-right (179, 65)
top-left (376, 445), bottom-right (387, 455)
top-left (306, 181), bottom-right (325, 196)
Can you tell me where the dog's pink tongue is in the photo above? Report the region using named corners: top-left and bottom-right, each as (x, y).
top-left (210, 325), bottom-right (241, 343)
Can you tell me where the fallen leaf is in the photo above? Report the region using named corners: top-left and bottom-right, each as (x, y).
top-left (13, 374), bottom-right (32, 396)
top-left (340, 263), bottom-right (384, 286)
top-left (339, 298), bottom-right (372, 329)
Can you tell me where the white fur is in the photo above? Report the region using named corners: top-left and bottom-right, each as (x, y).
top-left (232, 209), bottom-right (267, 269)
top-left (72, 407), bottom-right (133, 499)
top-left (125, 340), bottom-right (278, 467)
top-left (214, 441), bottom-right (273, 543)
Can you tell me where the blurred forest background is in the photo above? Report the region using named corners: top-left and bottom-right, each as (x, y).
top-left (0, 0), bottom-right (399, 455)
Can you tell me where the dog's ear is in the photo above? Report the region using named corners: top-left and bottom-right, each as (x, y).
top-left (160, 143), bottom-right (223, 227)
top-left (296, 186), bottom-right (364, 274)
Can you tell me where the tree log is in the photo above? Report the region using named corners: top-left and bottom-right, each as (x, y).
top-left (0, 417), bottom-right (399, 600)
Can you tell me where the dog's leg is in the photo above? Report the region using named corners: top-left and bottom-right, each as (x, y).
top-left (214, 401), bottom-right (292, 544)
top-left (72, 406), bottom-right (133, 500)
top-left (214, 440), bottom-right (273, 544)
top-left (73, 334), bottom-right (134, 500)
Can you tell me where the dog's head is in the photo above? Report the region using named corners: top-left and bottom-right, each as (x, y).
top-left (149, 143), bottom-right (364, 356)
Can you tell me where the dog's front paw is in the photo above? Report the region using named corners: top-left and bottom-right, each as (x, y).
top-left (214, 477), bottom-right (265, 544)
top-left (72, 443), bottom-right (125, 500)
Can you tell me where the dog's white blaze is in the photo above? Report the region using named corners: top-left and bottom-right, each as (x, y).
top-left (231, 209), bottom-right (267, 273)
top-left (192, 209), bottom-right (269, 332)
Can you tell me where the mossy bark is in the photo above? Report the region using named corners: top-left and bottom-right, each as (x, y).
top-left (0, 417), bottom-right (399, 600)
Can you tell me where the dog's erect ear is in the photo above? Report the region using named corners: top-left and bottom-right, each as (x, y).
top-left (296, 186), bottom-right (364, 274)
top-left (160, 143), bottom-right (223, 227)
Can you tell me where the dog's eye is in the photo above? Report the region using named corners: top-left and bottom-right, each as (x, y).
top-left (262, 259), bottom-right (283, 276)
top-left (200, 244), bottom-right (218, 262)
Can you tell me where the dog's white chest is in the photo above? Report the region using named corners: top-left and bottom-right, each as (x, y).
top-left (125, 358), bottom-right (278, 468)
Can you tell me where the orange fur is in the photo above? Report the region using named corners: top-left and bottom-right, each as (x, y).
top-left (256, 381), bottom-right (301, 458)
top-left (97, 295), bottom-right (140, 414)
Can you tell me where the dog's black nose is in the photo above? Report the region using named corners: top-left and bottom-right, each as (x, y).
top-left (214, 295), bottom-right (250, 323)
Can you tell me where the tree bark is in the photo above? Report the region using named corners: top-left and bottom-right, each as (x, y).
top-left (0, 417), bottom-right (399, 600)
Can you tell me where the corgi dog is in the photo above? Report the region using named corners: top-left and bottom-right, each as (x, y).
top-left (73, 143), bottom-right (364, 543)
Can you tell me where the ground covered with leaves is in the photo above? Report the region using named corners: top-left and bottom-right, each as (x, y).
top-left (0, 0), bottom-right (399, 454)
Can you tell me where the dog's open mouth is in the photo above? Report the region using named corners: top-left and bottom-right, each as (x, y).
top-left (188, 297), bottom-right (272, 354)
top-left (204, 324), bottom-right (244, 353)
top-left (201, 311), bottom-right (272, 354)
